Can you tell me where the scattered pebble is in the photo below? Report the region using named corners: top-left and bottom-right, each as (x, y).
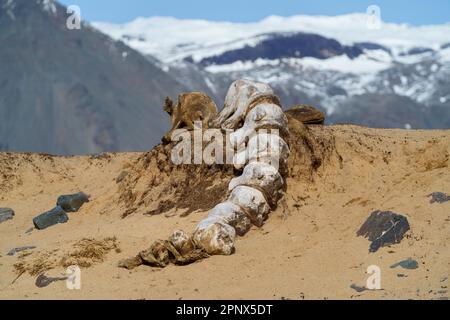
top-left (390, 258), bottom-right (419, 270)
top-left (428, 192), bottom-right (450, 204)
top-left (350, 284), bottom-right (367, 293)
top-left (0, 208), bottom-right (15, 224)
top-left (35, 274), bottom-right (67, 288)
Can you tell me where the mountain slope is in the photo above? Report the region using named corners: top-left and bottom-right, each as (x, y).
top-left (0, 0), bottom-right (186, 154)
top-left (95, 15), bottom-right (450, 130)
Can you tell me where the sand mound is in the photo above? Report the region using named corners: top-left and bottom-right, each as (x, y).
top-left (116, 144), bottom-right (236, 218)
top-left (0, 123), bottom-right (449, 299)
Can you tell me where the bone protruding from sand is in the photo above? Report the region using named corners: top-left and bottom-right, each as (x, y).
top-left (193, 80), bottom-right (290, 256)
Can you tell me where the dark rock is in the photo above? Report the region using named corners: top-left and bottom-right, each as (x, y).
top-left (0, 208), bottom-right (15, 224)
top-left (391, 258), bottom-right (419, 270)
top-left (33, 206), bottom-right (69, 230)
top-left (57, 192), bottom-right (89, 212)
top-left (7, 246), bottom-right (37, 256)
top-left (350, 284), bottom-right (367, 293)
top-left (428, 192), bottom-right (450, 204)
top-left (357, 210), bottom-right (410, 252)
top-left (35, 274), bottom-right (67, 288)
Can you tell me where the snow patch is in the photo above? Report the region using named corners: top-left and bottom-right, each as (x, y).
top-left (93, 14), bottom-right (450, 64)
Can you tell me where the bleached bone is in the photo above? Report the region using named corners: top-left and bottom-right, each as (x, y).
top-left (157, 80), bottom-right (292, 266)
top-left (208, 202), bottom-right (252, 236)
top-left (193, 220), bottom-right (236, 255)
top-left (229, 162), bottom-right (285, 206)
top-left (228, 186), bottom-right (270, 227)
top-left (229, 103), bottom-right (288, 147)
top-left (169, 230), bottom-right (195, 256)
top-left (233, 133), bottom-right (290, 172)
top-left (210, 79), bottom-right (278, 130)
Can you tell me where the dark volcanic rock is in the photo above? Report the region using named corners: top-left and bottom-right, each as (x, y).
top-left (357, 210), bottom-right (410, 253)
top-left (428, 192), bottom-right (450, 204)
top-left (0, 208), bottom-right (15, 223)
top-left (350, 284), bottom-right (367, 293)
top-left (35, 274), bottom-right (68, 288)
top-left (391, 258), bottom-right (419, 270)
top-left (33, 206), bottom-right (69, 230)
top-left (57, 192), bottom-right (89, 212)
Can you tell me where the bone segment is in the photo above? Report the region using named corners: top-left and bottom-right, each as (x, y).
top-left (211, 79), bottom-right (276, 130)
top-left (229, 162), bottom-right (284, 206)
top-left (233, 133), bottom-right (290, 172)
top-left (193, 80), bottom-right (290, 256)
top-left (193, 221), bottom-right (236, 255)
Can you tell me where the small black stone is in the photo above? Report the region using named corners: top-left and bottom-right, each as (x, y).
top-left (0, 208), bottom-right (15, 224)
top-left (357, 210), bottom-right (410, 253)
top-left (350, 284), bottom-right (367, 293)
top-left (428, 192), bottom-right (450, 204)
top-left (391, 258), bottom-right (419, 270)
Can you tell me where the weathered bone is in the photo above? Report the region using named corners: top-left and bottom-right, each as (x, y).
top-left (192, 81), bottom-right (289, 255)
top-left (229, 162), bottom-right (284, 206)
top-left (233, 133), bottom-right (290, 173)
top-left (169, 230), bottom-right (195, 256)
top-left (229, 103), bottom-right (288, 147)
top-left (126, 80), bottom-right (291, 268)
top-left (228, 186), bottom-right (270, 227)
top-left (193, 220), bottom-right (236, 255)
top-left (207, 201), bottom-right (252, 236)
top-left (210, 79), bottom-right (278, 130)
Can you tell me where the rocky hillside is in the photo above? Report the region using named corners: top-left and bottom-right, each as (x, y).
top-left (0, 0), bottom-right (185, 154)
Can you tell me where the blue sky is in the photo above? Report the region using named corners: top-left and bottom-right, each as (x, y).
top-left (59, 0), bottom-right (450, 25)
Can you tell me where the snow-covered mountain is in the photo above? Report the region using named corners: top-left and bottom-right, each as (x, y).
top-left (1, 2), bottom-right (449, 155)
top-left (95, 15), bottom-right (450, 129)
